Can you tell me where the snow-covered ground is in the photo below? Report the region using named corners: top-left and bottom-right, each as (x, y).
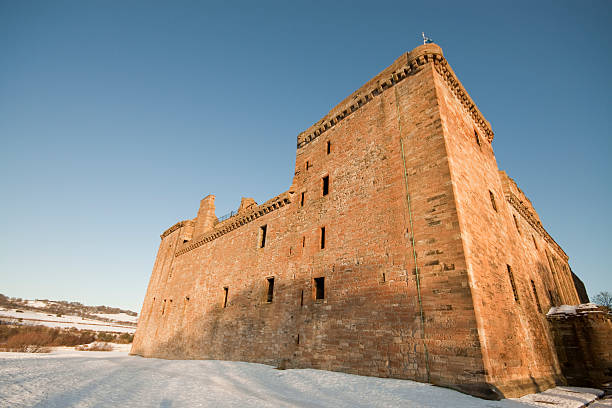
top-left (0, 349), bottom-right (604, 408)
top-left (92, 312), bottom-right (138, 323)
top-left (0, 309), bottom-right (136, 333)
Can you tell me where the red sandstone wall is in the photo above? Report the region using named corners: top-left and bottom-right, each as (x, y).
top-left (132, 43), bottom-right (582, 399)
top-left (432, 65), bottom-right (577, 396)
top-left (132, 50), bottom-right (492, 395)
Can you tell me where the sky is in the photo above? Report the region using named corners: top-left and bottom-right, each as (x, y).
top-left (0, 0), bottom-right (610, 312)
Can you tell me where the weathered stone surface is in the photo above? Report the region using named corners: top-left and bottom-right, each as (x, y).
top-left (131, 43), bottom-right (584, 399)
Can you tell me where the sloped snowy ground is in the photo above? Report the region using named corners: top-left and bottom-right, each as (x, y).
top-left (0, 349), bottom-right (603, 408)
top-left (0, 309), bottom-right (136, 333)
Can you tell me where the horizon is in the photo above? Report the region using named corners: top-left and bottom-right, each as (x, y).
top-left (1, 1), bottom-right (610, 312)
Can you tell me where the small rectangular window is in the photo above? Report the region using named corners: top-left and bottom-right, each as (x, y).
top-left (300, 192), bottom-right (305, 207)
top-left (161, 299), bottom-right (167, 315)
top-left (305, 160), bottom-right (311, 170)
top-left (266, 277), bottom-right (275, 303)
top-left (300, 289), bottom-right (304, 307)
top-left (322, 176), bottom-right (329, 196)
top-left (314, 277), bottom-right (325, 300)
top-left (259, 225), bottom-right (267, 248)
top-left (320, 227), bottom-right (326, 249)
top-left (326, 140), bottom-right (331, 154)
top-left (507, 265), bottom-right (519, 303)
top-left (223, 287), bottom-right (228, 308)
top-left (302, 236), bottom-right (305, 247)
top-left (531, 280), bottom-right (542, 313)
top-left (489, 190), bottom-right (497, 212)
top-left (532, 235), bottom-right (538, 250)
top-left (513, 215), bottom-right (521, 235)
top-left (474, 129), bottom-right (481, 148)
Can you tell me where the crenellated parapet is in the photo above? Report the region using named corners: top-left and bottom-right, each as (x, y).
top-left (297, 43), bottom-right (494, 149)
top-left (175, 191), bottom-right (293, 256)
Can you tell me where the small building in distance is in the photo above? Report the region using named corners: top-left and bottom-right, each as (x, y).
top-left (131, 43), bottom-right (585, 399)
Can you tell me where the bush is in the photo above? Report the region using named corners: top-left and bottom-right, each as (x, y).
top-left (75, 342), bottom-right (112, 351)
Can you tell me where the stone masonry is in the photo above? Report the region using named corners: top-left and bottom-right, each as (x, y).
top-left (131, 43), bottom-right (583, 399)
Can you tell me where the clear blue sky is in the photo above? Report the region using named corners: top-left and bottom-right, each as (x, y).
top-left (1, 1), bottom-right (610, 312)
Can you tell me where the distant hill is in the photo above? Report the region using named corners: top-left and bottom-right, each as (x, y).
top-left (0, 293), bottom-right (138, 326)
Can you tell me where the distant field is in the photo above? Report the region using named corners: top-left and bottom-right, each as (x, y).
top-left (0, 308), bottom-right (136, 333)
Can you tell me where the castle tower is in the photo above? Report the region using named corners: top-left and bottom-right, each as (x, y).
top-left (132, 43), bottom-right (581, 399)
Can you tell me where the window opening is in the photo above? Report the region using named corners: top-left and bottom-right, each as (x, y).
top-left (161, 299), bottom-right (167, 315)
top-left (320, 227), bottom-right (326, 249)
top-left (305, 160), bottom-right (311, 170)
top-left (266, 277), bottom-right (275, 303)
top-left (314, 277), bottom-right (325, 300)
top-left (259, 225), bottom-right (267, 248)
top-left (532, 235), bottom-right (538, 250)
top-left (302, 236), bottom-right (305, 247)
top-left (474, 129), bottom-right (481, 147)
top-left (489, 190), bottom-right (498, 212)
top-left (531, 280), bottom-right (542, 313)
top-left (322, 176), bottom-right (329, 196)
top-left (223, 287), bottom-right (228, 308)
top-left (300, 192), bottom-right (305, 207)
top-left (300, 290), bottom-right (304, 307)
top-left (513, 215), bottom-right (521, 235)
top-left (296, 334), bottom-right (300, 345)
top-left (326, 141), bottom-right (331, 154)
top-left (507, 265), bottom-right (519, 303)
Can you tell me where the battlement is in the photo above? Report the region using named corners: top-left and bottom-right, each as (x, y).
top-left (297, 43), bottom-right (493, 149)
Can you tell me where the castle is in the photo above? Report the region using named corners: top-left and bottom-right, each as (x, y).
top-left (131, 43), bottom-right (586, 399)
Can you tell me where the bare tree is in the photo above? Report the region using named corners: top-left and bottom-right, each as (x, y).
top-left (593, 291), bottom-right (612, 310)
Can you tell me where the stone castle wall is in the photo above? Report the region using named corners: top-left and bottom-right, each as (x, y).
top-left (132, 44), bottom-right (582, 399)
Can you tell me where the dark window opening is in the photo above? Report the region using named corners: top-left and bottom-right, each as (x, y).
top-left (296, 334), bottom-right (300, 345)
top-left (326, 141), bottom-right (331, 154)
top-left (474, 129), bottom-right (481, 147)
top-left (489, 190), bottom-right (497, 212)
top-left (259, 225), bottom-right (267, 248)
top-left (320, 227), bottom-right (326, 249)
top-left (305, 160), bottom-right (311, 170)
top-left (302, 236), bottom-right (305, 247)
top-left (185, 296), bottom-right (190, 301)
top-left (531, 280), bottom-right (542, 313)
top-left (300, 192), bottom-right (305, 207)
top-left (266, 277), bottom-right (275, 303)
top-left (381, 272), bottom-right (386, 283)
top-left (513, 215), bottom-right (521, 235)
top-left (289, 246), bottom-right (293, 255)
top-left (507, 265), bottom-right (519, 303)
top-left (532, 235), bottom-right (538, 250)
top-left (162, 299), bottom-right (167, 315)
top-left (183, 239), bottom-right (188, 243)
top-left (322, 176), bottom-right (329, 196)
top-left (314, 277), bottom-right (325, 300)
top-left (223, 287), bottom-right (228, 308)
top-left (300, 290), bottom-right (304, 307)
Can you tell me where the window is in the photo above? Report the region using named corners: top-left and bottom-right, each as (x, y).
top-left (532, 235), bottom-right (538, 250)
top-left (266, 277), bottom-right (275, 303)
top-left (314, 277), bottom-right (325, 300)
top-left (326, 140), bottom-right (331, 154)
top-left (507, 265), bottom-right (519, 303)
top-left (513, 215), bottom-right (521, 235)
top-left (474, 129), bottom-right (481, 148)
top-left (531, 280), bottom-right (542, 313)
top-left (305, 160), bottom-right (311, 170)
top-left (223, 287), bottom-right (228, 308)
top-left (259, 225), bottom-right (267, 248)
top-left (300, 290), bottom-right (304, 307)
top-left (302, 236), bottom-right (305, 247)
top-left (161, 299), bottom-right (167, 315)
top-left (320, 227), bottom-right (326, 249)
top-left (296, 334), bottom-right (300, 345)
top-left (489, 190), bottom-right (497, 212)
top-left (300, 192), bottom-right (305, 207)
top-left (322, 175), bottom-right (329, 196)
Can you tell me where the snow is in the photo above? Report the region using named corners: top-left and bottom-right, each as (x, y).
top-left (26, 300), bottom-right (49, 308)
top-left (546, 303), bottom-right (602, 317)
top-left (512, 386), bottom-right (603, 407)
top-left (93, 312), bottom-right (138, 323)
top-left (0, 309), bottom-right (136, 333)
top-left (0, 349), bottom-right (603, 408)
